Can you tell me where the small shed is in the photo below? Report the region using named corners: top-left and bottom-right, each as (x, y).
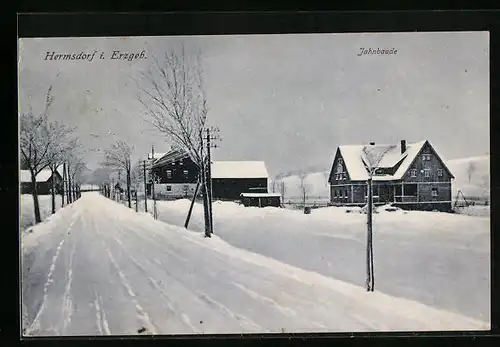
top-left (240, 193), bottom-right (281, 208)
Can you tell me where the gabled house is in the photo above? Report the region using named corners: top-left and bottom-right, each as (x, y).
top-left (20, 168), bottom-right (63, 195)
top-left (149, 148), bottom-right (198, 199)
top-left (328, 140), bottom-right (455, 211)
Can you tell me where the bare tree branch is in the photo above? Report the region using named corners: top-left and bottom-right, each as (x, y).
top-left (135, 45), bottom-right (208, 168)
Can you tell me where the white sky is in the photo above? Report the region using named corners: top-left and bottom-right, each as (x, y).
top-left (18, 32), bottom-right (489, 176)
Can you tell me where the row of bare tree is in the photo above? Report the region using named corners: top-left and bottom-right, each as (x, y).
top-left (20, 86), bottom-right (87, 224)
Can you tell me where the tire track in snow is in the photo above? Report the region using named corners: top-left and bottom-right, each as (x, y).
top-left (26, 237), bottom-right (66, 335)
top-left (144, 225), bottom-right (372, 330)
top-left (94, 289), bottom-right (111, 335)
top-left (229, 281), bottom-right (298, 318)
top-left (116, 219), bottom-right (321, 332)
top-left (101, 239), bottom-right (158, 335)
top-left (60, 239), bottom-right (77, 334)
top-left (192, 289), bottom-right (264, 332)
top-left (114, 223), bottom-right (189, 263)
top-left (105, 231), bottom-right (200, 333)
top-left (107, 223), bottom-right (263, 333)
top-left (23, 205), bottom-right (82, 336)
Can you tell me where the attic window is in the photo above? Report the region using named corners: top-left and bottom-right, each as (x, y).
top-left (437, 169), bottom-right (443, 177)
top-left (411, 169), bottom-right (417, 177)
top-left (422, 154), bottom-right (431, 161)
top-left (166, 170), bottom-right (172, 179)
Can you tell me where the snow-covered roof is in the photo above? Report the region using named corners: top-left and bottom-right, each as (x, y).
top-left (148, 152), bottom-right (166, 160)
top-left (241, 193), bottom-right (281, 198)
top-left (20, 169), bottom-right (54, 183)
top-left (211, 161), bottom-right (269, 179)
top-left (337, 141), bottom-right (428, 181)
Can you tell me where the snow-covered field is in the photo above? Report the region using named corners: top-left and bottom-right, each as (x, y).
top-left (139, 198), bottom-right (490, 323)
top-left (21, 192), bottom-right (488, 335)
top-left (20, 194), bottom-right (63, 231)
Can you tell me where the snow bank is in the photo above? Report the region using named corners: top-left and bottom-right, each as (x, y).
top-left (149, 198), bottom-right (489, 322)
top-left (20, 194), bottom-right (63, 231)
top-left (21, 200), bottom-right (80, 253)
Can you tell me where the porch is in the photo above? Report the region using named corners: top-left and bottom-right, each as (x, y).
top-left (365, 182), bottom-right (419, 204)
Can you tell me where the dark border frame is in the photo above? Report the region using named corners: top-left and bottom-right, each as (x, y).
top-left (8, 9), bottom-right (499, 347)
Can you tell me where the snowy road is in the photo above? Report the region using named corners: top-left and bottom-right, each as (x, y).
top-left (21, 193), bottom-right (488, 336)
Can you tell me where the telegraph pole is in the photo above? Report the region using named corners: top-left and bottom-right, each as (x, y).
top-left (206, 128), bottom-right (214, 234)
top-left (143, 160), bottom-right (148, 212)
top-left (206, 127), bottom-right (221, 235)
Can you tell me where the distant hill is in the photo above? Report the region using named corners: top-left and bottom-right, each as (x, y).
top-left (272, 154), bottom-right (490, 202)
top-left (447, 154), bottom-right (490, 200)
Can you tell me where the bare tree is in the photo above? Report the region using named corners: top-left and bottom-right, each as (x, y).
top-left (298, 172), bottom-right (310, 208)
top-left (19, 86), bottom-right (55, 224)
top-left (270, 178), bottom-right (277, 193)
top-left (467, 161), bottom-right (477, 183)
top-left (135, 46), bottom-right (211, 237)
top-left (278, 179), bottom-right (286, 206)
top-left (361, 144), bottom-right (397, 292)
top-left (323, 170), bottom-right (330, 187)
top-left (102, 141), bottom-right (133, 208)
top-left (46, 121), bottom-right (77, 214)
top-left (67, 153), bottom-right (86, 202)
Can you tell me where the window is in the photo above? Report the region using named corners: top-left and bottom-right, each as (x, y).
top-left (437, 169), bottom-right (443, 177)
top-left (422, 154), bottom-right (431, 161)
top-left (424, 169), bottom-right (430, 177)
top-left (183, 169), bottom-right (189, 178)
top-left (431, 188), bottom-right (438, 197)
top-left (339, 189), bottom-right (343, 197)
top-left (405, 184), bottom-right (418, 196)
top-left (166, 185), bottom-right (172, 192)
top-left (334, 189), bottom-right (337, 197)
top-left (179, 159), bottom-right (183, 165)
top-left (344, 189), bottom-right (349, 199)
top-left (411, 169), bottom-right (417, 177)
top-left (166, 170), bottom-right (172, 179)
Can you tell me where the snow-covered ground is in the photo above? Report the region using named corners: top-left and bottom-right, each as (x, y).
top-left (21, 192), bottom-right (488, 336)
top-left (20, 194), bottom-right (63, 231)
top-left (139, 198), bottom-right (490, 323)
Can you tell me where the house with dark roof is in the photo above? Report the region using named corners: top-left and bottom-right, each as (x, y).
top-left (20, 168), bottom-right (63, 195)
top-left (148, 148), bottom-right (270, 201)
top-left (328, 140), bottom-right (455, 211)
top-left (149, 148), bottom-right (198, 199)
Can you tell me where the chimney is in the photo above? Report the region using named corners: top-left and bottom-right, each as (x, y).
top-left (151, 145), bottom-right (155, 159)
top-left (369, 142), bottom-right (375, 145)
top-left (401, 140), bottom-right (406, 154)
